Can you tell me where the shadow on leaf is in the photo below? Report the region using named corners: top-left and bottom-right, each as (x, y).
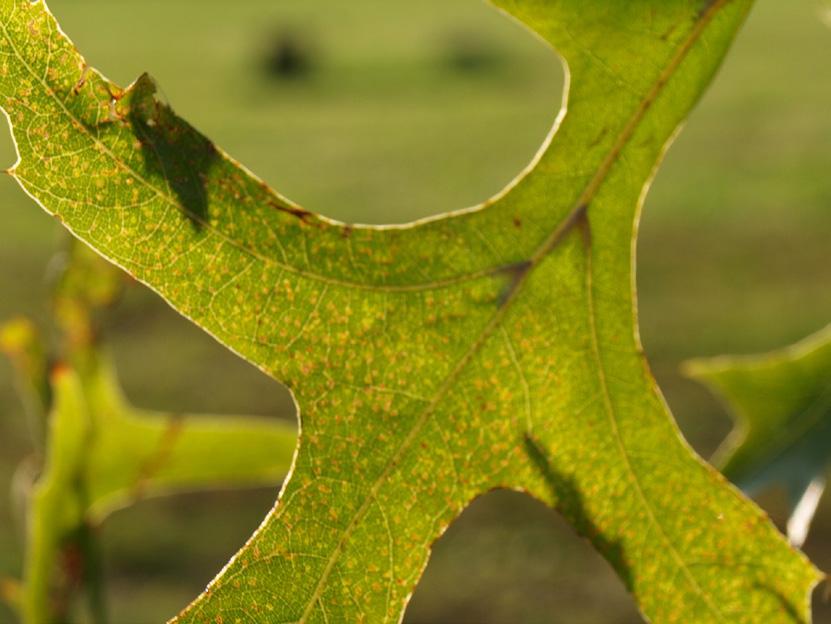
top-left (523, 433), bottom-right (633, 593)
top-left (125, 74), bottom-right (218, 231)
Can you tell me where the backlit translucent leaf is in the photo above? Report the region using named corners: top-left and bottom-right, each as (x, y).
top-left (0, 0), bottom-right (821, 621)
top-left (685, 324), bottom-right (831, 547)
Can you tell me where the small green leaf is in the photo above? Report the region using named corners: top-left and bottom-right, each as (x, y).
top-left (6, 239), bottom-right (297, 624)
top-left (6, 241), bottom-right (298, 624)
top-left (685, 324), bottom-right (831, 546)
top-left (81, 357), bottom-right (297, 521)
top-left (0, 0), bottom-right (821, 622)
top-left (20, 353), bottom-right (297, 624)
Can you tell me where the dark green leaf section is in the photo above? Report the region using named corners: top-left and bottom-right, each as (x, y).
top-left (686, 324), bottom-right (831, 545)
top-left (0, 0), bottom-right (820, 622)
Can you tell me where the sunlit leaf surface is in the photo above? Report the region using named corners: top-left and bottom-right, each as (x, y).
top-left (0, 0), bottom-right (820, 621)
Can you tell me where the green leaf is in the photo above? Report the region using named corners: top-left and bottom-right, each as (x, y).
top-left (20, 353), bottom-right (297, 624)
top-left (0, 0), bottom-right (821, 621)
top-left (685, 324), bottom-right (831, 547)
top-left (77, 354), bottom-right (298, 522)
top-left (4, 241), bottom-right (298, 624)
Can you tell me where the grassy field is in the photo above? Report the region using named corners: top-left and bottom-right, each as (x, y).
top-left (1, 0), bottom-right (830, 622)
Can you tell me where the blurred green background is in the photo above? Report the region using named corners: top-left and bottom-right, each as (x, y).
top-left (1, 0), bottom-right (830, 622)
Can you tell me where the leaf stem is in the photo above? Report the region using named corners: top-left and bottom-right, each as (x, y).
top-left (76, 521), bottom-right (108, 624)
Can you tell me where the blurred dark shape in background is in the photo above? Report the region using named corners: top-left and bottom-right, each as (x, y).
top-left (439, 29), bottom-right (504, 73)
top-left (260, 27), bottom-right (318, 80)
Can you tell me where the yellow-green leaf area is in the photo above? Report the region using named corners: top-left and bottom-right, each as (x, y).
top-left (0, 0), bottom-right (821, 622)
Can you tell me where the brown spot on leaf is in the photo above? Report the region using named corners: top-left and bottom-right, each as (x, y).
top-left (268, 199), bottom-right (313, 223)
